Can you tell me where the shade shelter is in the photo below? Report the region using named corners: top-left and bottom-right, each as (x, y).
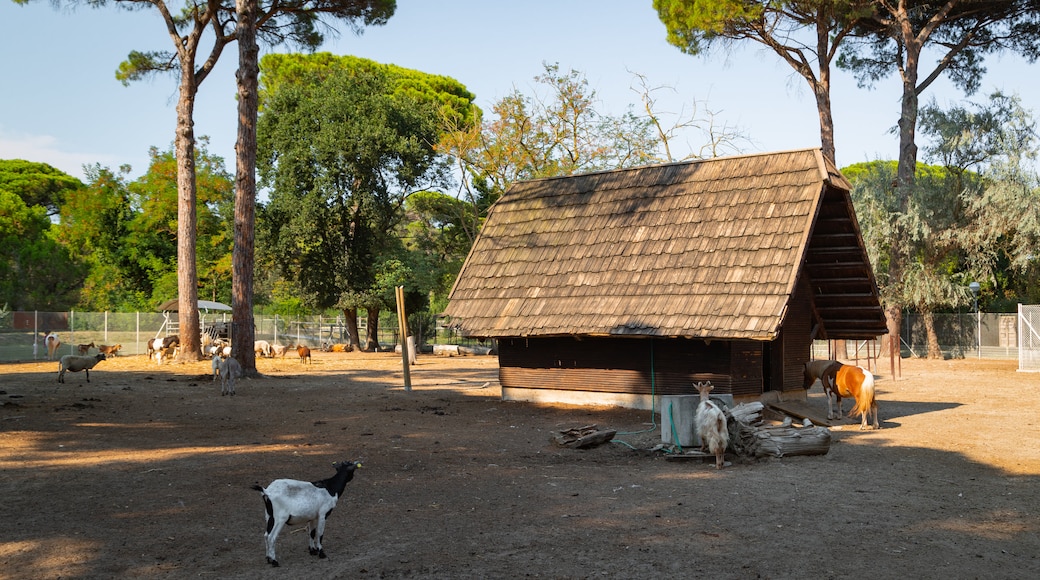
top-left (444, 149), bottom-right (887, 409)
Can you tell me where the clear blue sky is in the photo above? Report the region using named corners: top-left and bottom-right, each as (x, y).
top-left (2, 1), bottom-right (1038, 182)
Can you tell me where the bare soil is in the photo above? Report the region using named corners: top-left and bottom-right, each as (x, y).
top-left (1, 352), bottom-right (1039, 579)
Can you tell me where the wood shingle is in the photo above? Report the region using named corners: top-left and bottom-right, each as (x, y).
top-left (446, 148), bottom-right (886, 342)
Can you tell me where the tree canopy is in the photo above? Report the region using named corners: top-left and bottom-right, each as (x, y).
top-left (257, 55), bottom-right (471, 349)
top-left (0, 159), bottom-right (85, 217)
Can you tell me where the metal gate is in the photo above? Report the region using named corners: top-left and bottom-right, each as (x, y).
top-left (1019, 304), bottom-right (1040, 372)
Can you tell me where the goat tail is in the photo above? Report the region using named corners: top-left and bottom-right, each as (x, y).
top-left (713, 415), bottom-right (730, 453)
top-left (848, 368), bottom-right (876, 418)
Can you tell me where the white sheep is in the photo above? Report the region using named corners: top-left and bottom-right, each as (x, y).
top-left (271, 343), bottom-right (289, 358)
top-left (694, 381), bottom-right (729, 469)
top-left (254, 340), bottom-right (272, 358)
top-left (44, 332), bottom-right (61, 360)
top-left (219, 356), bottom-right (242, 396)
top-left (57, 353), bottom-right (107, 383)
top-left (251, 460), bottom-right (362, 567)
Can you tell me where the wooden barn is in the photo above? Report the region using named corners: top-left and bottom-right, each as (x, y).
top-left (443, 149), bottom-right (887, 409)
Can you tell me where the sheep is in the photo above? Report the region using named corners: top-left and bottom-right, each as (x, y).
top-left (97, 344), bottom-right (122, 357)
top-left (271, 344), bottom-right (289, 358)
top-left (76, 341), bottom-right (95, 355)
top-left (297, 345), bottom-right (311, 364)
top-left (211, 354), bottom-right (222, 382)
top-left (251, 460), bottom-right (362, 567)
top-left (44, 332), bottom-right (61, 360)
top-left (57, 353), bottom-right (106, 383)
top-left (254, 340), bottom-right (272, 358)
top-left (219, 356), bottom-right (242, 396)
top-left (694, 381), bottom-right (729, 469)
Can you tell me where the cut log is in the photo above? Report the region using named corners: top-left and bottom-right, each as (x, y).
top-left (725, 402), bottom-right (831, 458)
top-left (552, 424), bottom-right (617, 449)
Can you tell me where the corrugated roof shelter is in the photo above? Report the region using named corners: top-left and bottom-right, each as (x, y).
top-left (444, 148), bottom-right (887, 409)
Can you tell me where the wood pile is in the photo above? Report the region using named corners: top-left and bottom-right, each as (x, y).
top-left (726, 402), bottom-right (831, 458)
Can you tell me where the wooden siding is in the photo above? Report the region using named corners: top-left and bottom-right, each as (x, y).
top-left (499, 336), bottom-right (763, 397)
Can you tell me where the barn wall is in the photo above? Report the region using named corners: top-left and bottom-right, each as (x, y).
top-left (498, 336), bottom-right (765, 398)
top-left (781, 276), bottom-right (816, 391)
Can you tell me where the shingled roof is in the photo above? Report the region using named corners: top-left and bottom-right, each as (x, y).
top-left (445, 148), bottom-right (887, 341)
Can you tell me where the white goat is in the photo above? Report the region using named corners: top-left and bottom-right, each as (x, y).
top-left (219, 356), bottom-right (242, 396)
top-left (694, 381), bottom-right (729, 469)
top-left (44, 332), bottom-right (61, 360)
top-left (58, 353), bottom-right (107, 383)
top-left (251, 460), bottom-right (362, 567)
top-left (254, 340), bottom-right (272, 358)
top-left (271, 344), bottom-right (289, 358)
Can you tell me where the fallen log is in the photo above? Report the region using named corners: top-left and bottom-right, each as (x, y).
top-left (552, 424), bottom-right (617, 449)
top-left (726, 402), bottom-right (831, 458)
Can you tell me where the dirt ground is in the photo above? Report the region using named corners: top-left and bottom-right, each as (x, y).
top-left (1, 351), bottom-right (1039, 579)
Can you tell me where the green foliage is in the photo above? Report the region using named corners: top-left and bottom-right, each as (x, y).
top-left (260, 52), bottom-right (477, 128)
top-left (257, 60), bottom-right (452, 317)
top-left (654, 0), bottom-right (766, 54)
top-left (0, 189), bottom-right (86, 310)
top-left (0, 159), bottom-right (85, 216)
top-left (52, 143), bottom-right (234, 312)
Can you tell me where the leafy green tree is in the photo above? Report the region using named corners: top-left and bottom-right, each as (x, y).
top-left (229, 0), bottom-right (395, 373)
top-left (838, 0), bottom-right (1040, 345)
top-left (654, 0), bottom-right (873, 164)
top-left (258, 58), bottom-right (468, 350)
top-left (402, 190), bottom-right (477, 311)
top-left (845, 160), bottom-right (975, 357)
top-left (0, 189), bottom-right (85, 310)
top-left (919, 92), bottom-right (1040, 308)
top-left (0, 159), bottom-right (85, 217)
top-left (16, 0), bottom-right (395, 361)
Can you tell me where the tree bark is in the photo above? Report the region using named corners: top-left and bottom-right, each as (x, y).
top-left (365, 308), bottom-right (380, 351)
top-left (175, 59), bottom-right (202, 362)
top-left (923, 309), bottom-right (943, 359)
top-left (343, 307), bottom-right (362, 348)
top-left (232, 0), bottom-right (259, 374)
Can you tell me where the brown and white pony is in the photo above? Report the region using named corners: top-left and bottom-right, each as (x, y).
top-left (803, 360), bottom-right (880, 430)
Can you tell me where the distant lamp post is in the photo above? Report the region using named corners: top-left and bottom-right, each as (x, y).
top-left (969, 282), bottom-right (981, 359)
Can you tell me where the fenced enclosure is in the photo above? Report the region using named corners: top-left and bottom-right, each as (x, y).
top-left (0, 310), bottom-right (481, 363)
top-left (1020, 304), bottom-right (1040, 372)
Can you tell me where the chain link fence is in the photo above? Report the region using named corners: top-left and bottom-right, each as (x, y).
top-left (0, 310), bottom-right (482, 363)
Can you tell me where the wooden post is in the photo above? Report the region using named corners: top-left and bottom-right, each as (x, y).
top-left (396, 285), bottom-right (411, 392)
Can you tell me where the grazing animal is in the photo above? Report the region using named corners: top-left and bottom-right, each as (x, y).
top-left (254, 340), bottom-right (272, 358)
top-left (44, 332), bottom-right (61, 360)
top-left (831, 364), bottom-right (880, 430)
top-left (149, 335), bottom-right (181, 365)
top-left (219, 356), bottom-right (242, 396)
top-left (271, 344), bottom-right (289, 358)
top-left (694, 381), bottom-right (729, 469)
top-left (76, 341), bottom-right (95, 355)
top-left (327, 343), bottom-right (351, 353)
top-left (211, 354), bottom-right (222, 382)
top-left (58, 353), bottom-right (106, 383)
top-left (803, 359), bottom-right (842, 392)
top-left (97, 344), bottom-right (122, 356)
top-left (251, 460), bottom-right (362, 567)
top-left (297, 345), bottom-right (311, 364)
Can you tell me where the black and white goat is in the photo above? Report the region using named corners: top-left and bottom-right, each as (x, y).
top-left (58, 353), bottom-right (106, 383)
top-left (251, 460), bottom-right (362, 567)
top-left (694, 381), bottom-right (729, 469)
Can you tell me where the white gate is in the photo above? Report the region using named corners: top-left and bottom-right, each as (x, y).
top-left (1019, 304), bottom-right (1040, 372)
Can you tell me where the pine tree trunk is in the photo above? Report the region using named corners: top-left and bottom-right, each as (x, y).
top-left (923, 310), bottom-right (943, 359)
top-left (344, 308), bottom-right (362, 348)
top-left (232, 0), bottom-right (259, 374)
top-left (175, 63), bottom-right (201, 362)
